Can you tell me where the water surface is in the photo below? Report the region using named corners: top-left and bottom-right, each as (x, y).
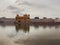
top-left (0, 25), bottom-right (60, 45)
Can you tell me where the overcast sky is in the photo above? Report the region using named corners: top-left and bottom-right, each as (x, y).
top-left (0, 0), bottom-right (60, 18)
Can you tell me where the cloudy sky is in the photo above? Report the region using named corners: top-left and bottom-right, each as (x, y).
top-left (0, 0), bottom-right (60, 18)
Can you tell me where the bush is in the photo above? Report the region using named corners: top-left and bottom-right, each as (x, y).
top-left (34, 17), bottom-right (39, 19)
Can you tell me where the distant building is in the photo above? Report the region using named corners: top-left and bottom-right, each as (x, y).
top-left (15, 14), bottom-right (30, 23)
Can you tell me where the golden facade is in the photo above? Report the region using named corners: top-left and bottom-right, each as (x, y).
top-left (15, 14), bottom-right (30, 22)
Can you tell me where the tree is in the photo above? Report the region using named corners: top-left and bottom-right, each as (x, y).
top-left (34, 17), bottom-right (39, 19)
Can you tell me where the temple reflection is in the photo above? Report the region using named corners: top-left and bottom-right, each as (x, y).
top-left (15, 24), bottom-right (30, 33)
top-left (15, 23), bottom-right (60, 33)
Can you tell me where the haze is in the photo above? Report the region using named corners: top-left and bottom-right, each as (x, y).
top-left (0, 0), bottom-right (60, 18)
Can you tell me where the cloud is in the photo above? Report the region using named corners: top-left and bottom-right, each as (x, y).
top-left (15, 0), bottom-right (60, 12)
top-left (13, 0), bottom-right (60, 18)
top-left (1, 0), bottom-right (60, 18)
top-left (7, 5), bottom-right (18, 10)
top-left (15, 0), bottom-right (47, 8)
top-left (7, 5), bottom-right (25, 14)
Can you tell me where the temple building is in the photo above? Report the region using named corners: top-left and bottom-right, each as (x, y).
top-left (15, 14), bottom-right (30, 23)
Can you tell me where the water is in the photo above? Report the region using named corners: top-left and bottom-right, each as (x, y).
top-left (0, 24), bottom-right (60, 45)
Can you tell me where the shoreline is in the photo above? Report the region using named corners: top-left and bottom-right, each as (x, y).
top-left (0, 18), bottom-right (60, 25)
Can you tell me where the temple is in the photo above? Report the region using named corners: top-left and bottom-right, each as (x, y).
top-left (15, 14), bottom-right (30, 23)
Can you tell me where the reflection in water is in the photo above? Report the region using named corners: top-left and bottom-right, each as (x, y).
top-left (33, 24), bottom-right (40, 28)
top-left (15, 24), bottom-right (30, 33)
top-left (15, 24), bottom-right (60, 33)
top-left (14, 25), bottom-right (60, 45)
top-left (32, 24), bottom-right (60, 29)
top-left (0, 24), bottom-right (60, 45)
